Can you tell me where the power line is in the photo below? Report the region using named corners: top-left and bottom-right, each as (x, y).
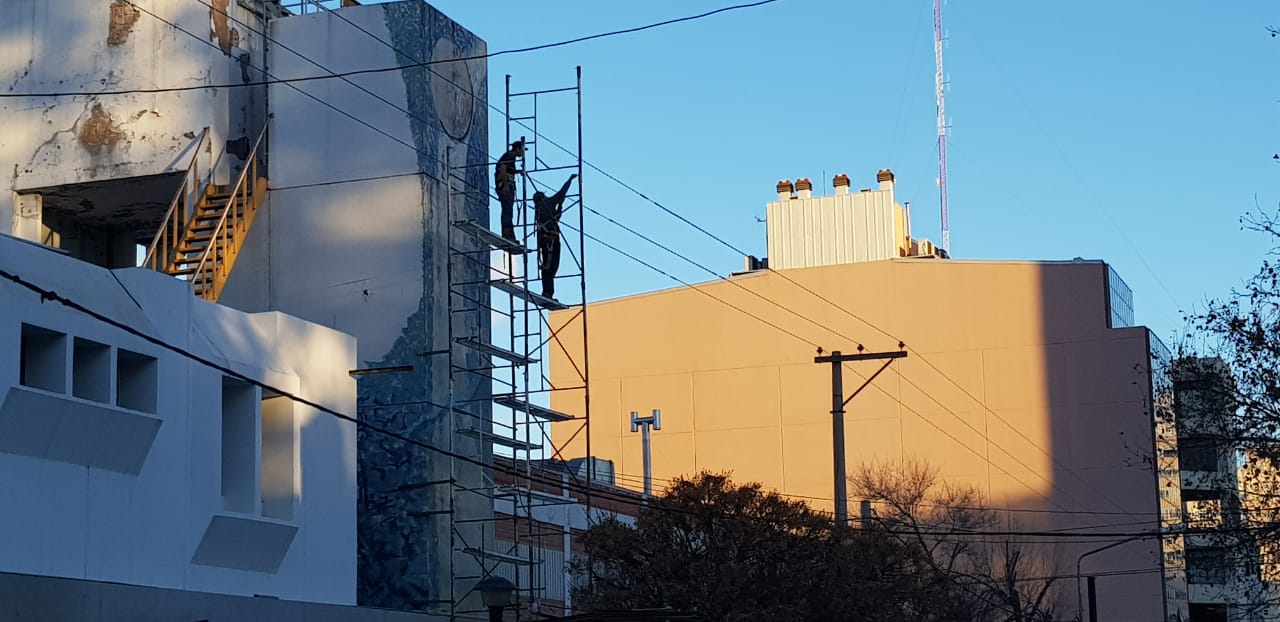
top-left (0, 262), bottom-right (1261, 542)
top-left (0, 2), bottom-right (1253, 549)
top-left (57, 0), bottom-right (1150, 523)
top-left (271, 0), bottom-right (1148, 523)
top-left (570, 220), bottom-right (1102, 515)
top-left (1, 0), bottom-right (780, 99)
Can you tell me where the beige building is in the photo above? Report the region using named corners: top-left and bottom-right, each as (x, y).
top-left (551, 171), bottom-right (1177, 620)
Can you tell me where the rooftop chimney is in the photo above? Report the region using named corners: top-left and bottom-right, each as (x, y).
top-left (795, 178), bottom-right (813, 199)
top-left (877, 168), bottom-right (895, 192)
top-left (833, 173), bottom-right (850, 195)
top-left (776, 180), bottom-right (794, 200)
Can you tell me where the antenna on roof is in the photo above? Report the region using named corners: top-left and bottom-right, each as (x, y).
top-left (934, 0), bottom-right (950, 255)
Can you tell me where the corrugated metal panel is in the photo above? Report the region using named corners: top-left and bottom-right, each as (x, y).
top-left (492, 541), bottom-right (570, 604)
top-left (766, 188), bottom-right (904, 270)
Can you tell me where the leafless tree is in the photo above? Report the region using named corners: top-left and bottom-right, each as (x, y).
top-left (851, 457), bottom-right (1061, 622)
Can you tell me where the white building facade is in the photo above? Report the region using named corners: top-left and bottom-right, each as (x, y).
top-left (3, 0), bottom-right (496, 614)
top-left (0, 231), bottom-right (358, 603)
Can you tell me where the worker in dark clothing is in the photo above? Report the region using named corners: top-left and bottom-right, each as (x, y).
top-left (533, 174), bottom-right (577, 300)
top-left (494, 140), bottom-right (525, 242)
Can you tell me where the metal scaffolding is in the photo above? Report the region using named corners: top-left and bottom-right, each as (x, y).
top-left (442, 67), bottom-right (592, 620)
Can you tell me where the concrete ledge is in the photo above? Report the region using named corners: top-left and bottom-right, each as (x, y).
top-left (0, 386), bottom-right (162, 474)
top-left (0, 571), bottom-right (446, 621)
top-left (192, 514), bottom-right (299, 573)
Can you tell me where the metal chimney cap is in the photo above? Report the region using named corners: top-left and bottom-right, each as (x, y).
top-left (833, 173), bottom-right (851, 187)
top-left (876, 169), bottom-right (895, 183)
top-left (795, 178), bottom-right (813, 191)
top-left (776, 179), bottom-right (794, 193)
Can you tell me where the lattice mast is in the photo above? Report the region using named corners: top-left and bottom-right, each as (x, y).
top-left (934, 0), bottom-right (950, 254)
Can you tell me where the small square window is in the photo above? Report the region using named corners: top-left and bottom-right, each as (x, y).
top-left (72, 338), bottom-right (111, 403)
top-left (20, 324), bottom-right (66, 393)
top-left (117, 349), bottom-right (157, 413)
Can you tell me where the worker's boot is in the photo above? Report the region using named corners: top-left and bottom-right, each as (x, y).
top-left (502, 226), bottom-right (516, 243)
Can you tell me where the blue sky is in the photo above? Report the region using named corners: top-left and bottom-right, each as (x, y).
top-left (419, 0), bottom-right (1277, 344)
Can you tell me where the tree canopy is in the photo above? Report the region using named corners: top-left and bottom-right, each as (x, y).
top-left (570, 472), bottom-right (973, 622)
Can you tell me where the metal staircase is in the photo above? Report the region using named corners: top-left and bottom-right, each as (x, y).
top-left (143, 120), bottom-right (270, 302)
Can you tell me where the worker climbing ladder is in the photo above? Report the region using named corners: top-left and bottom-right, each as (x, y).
top-left (441, 67), bottom-right (593, 620)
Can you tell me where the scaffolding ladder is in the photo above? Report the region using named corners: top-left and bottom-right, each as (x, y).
top-left (442, 67), bottom-right (593, 621)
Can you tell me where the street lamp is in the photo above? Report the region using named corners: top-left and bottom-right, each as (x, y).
top-left (475, 575), bottom-right (515, 622)
top-left (1075, 536), bottom-right (1143, 622)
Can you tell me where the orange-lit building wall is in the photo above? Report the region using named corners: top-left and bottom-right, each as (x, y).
top-left (551, 257), bottom-right (1169, 620)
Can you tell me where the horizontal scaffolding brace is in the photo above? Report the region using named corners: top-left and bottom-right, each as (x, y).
top-left (493, 394), bottom-right (575, 422)
top-left (460, 547), bottom-right (544, 565)
top-left (490, 280), bottom-right (570, 311)
top-left (510, 86), bottom-right (577, 96)
top-left (455, 337), bottom-right (538, 366)
top-left (527, 164), bottom-right (578, 173)
top-left (456, 425), bottom-right (539, 452)
top-left (452, 219), bottom-right (527, 255)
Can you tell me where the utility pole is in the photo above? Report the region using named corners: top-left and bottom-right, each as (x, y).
top-left (814, 347), bottom-right (906, 524)
top-left (630, 409), bottom-right (661, 497)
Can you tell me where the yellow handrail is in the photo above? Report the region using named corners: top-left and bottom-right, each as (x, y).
top-left (190, 119), bottom-right (271, 299)
top-left (143, 127), bottom-right (210, 271)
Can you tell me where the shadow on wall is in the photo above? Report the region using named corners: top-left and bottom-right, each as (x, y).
top-left (1036, 263), bottom-right (1166, 620)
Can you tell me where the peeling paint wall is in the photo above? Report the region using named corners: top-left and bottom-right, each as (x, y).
top-left (1, 0), bottom-right (275, 240)
top-left (218, 1), bottom-right (492, 613)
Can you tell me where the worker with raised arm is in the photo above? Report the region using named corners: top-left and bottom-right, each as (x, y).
top-left (494, 139), bottom-right (525, 242)
top-left (533, 173), bottom-right (577, 300)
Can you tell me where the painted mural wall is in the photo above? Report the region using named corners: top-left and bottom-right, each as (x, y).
top-left (220, 1), bottom-right (493, 611)
top-left (0, 232), bottom-right (358, 604)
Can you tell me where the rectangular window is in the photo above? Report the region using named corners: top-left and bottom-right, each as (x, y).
top-left (116, 349), bottom-right (157, 413)
top-left (260, 394), bottom-right (295, 520)
top-left (1179, 438), bottom-right (1219, 472)
top-left (19, 324), bottom-right (66, 393)
top-left (1187, 548), bottom-right (1228, 585)
top-left (72, 338), bottom-right (111, 402)
top-left (1183, 498), bottom-right (1222, 528)
top-left (222, 379), bottom-right (258, 514)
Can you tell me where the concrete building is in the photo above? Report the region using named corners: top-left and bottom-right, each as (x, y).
top-left (3, 0), bottom-right (496, 616)
top-left (1171, 359), bottom-right (1276, 621)
top-left (490, 456), bottom-right (642, 619)
top-left (0, 220), bottom-right (447, 620)
top-left (551, 170), bottom-right (1177, 620)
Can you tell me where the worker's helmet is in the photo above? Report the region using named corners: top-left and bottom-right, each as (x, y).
top-left (532, 191), bottom-right (547, 201)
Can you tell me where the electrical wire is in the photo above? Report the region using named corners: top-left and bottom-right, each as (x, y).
top-left (1, 0), bottom-right (780, 99)
top-left (1, 262), bottom-right (1199, 540)
top-left (13, 0), bottom-right (1200, 534)
top-left (265, 0), bottom-right (1159, 523)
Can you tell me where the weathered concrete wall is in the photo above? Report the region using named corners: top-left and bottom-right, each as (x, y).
top-left (218, 1), bottom-right (493, 612)
top-left (0, 0), bottom-right (272, 238)
top-left (0, 571), bottom-right (445, 622)
top-left (0, 232), bottom-right (358, 604)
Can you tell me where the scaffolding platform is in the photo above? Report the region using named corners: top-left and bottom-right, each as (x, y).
top-left (456, 424), bottom-right (539, 452)
top-left (452, 219), bottom-right (527, 255)
top-left (455, 336), bottom-right (538, 366)
top-left (489, 279), bottom-right (569, 311)
top-left (493, 394), bottom-right (575, 422)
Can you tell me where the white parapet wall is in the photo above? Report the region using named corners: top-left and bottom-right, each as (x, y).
top-left (0, 232), bottom-right (357, 604)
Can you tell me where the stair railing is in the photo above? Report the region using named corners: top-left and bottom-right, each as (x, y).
top-left (190, 119), bottom-right (270, 300)
top-left (143, 127), bottom-right (210, 272)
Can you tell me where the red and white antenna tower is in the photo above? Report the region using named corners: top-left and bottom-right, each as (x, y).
top-left (933, 0), bottom-right (950, 254)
